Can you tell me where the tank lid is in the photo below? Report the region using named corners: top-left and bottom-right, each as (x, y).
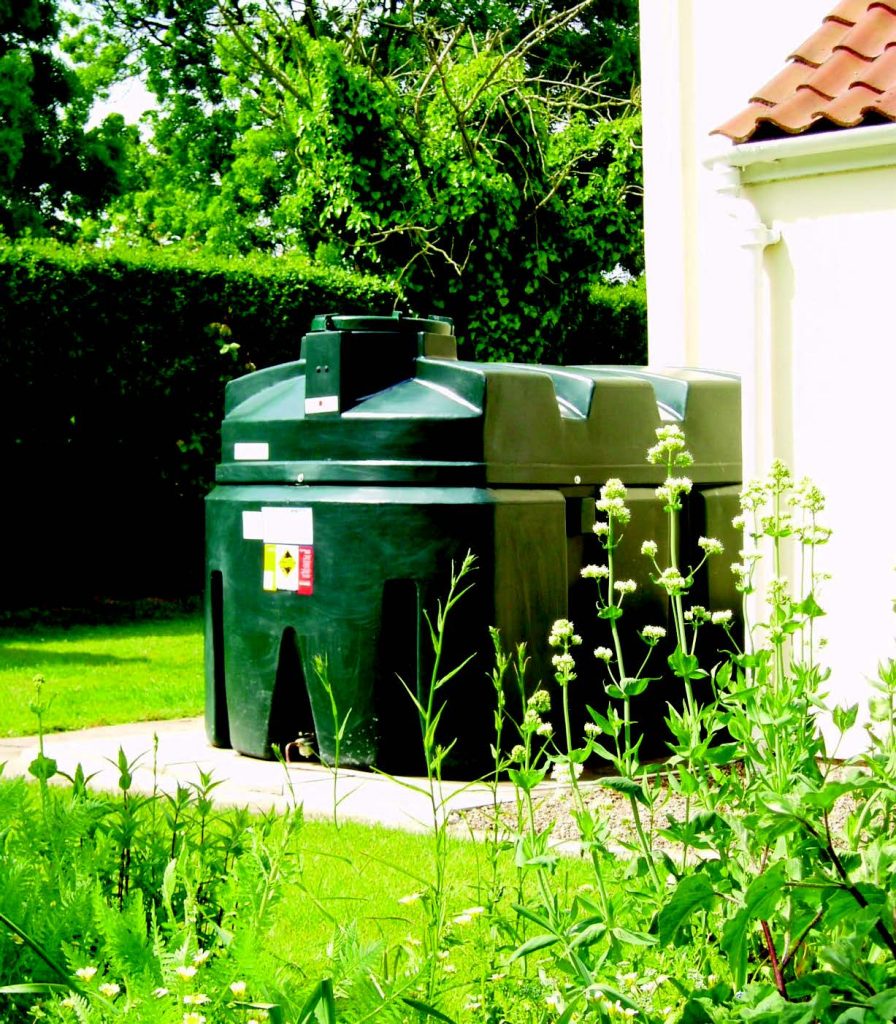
top-left (308, 312), bottom-right (454, 335)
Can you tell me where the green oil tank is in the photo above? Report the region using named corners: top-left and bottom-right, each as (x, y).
top-left (205, 313), bottom-right (741, 774)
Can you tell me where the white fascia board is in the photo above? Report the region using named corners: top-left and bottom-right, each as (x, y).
top-left (705, 122), bottom-right (896, 185)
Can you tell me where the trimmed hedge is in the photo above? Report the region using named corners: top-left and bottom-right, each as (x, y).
top-left (0, 241), bottom-right (401, 609)
top-left (537, 277), bottom-right (647, 366)
top-left (0, 242), bottom-right (646, 609)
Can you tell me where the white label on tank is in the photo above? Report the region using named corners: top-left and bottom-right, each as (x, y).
top-left (261, 506), bottom-right (313, 545)
top-left (234, 442), bottom-right (270, 461)
top-left (305, 395), bottom-right (339, 415)
top-left (242, 511), bottom-right (264, 540)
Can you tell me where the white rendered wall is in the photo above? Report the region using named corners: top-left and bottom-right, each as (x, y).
top-left (639, 1), bottom-right (896, 751)
top-left (747, 171), bottom-right (896, 748)
top-left (639, 0), bottom-right (822, 371)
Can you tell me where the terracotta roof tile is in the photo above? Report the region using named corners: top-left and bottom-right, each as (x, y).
top-left (751, 60), bottom-right (817, 104)
top-left (837, 4), bottom-right (896, 58)
top-left (713, 2), bottom-right (896, 141)
top-left (862, 41), bottom-right (896, 86)
top-left (754, 88), bottom-right (829, 135)
top-left (789, 18), bottom-right (852, 66)
top-left (869, 82), bottom-right (896, 114)
top-left (713, 102), bottom-right (776, 145)
top-left (821, 81), bottom-right (884, 124)
top-left (804, 48), bottom-right (872, 98)
top-left (828, 0), bottom-right (876, 24)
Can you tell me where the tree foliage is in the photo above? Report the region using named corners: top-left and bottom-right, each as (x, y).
top-left (71, 0), bottom-right (642, 358)
top-left (0, 0), bottom-right (135, 236)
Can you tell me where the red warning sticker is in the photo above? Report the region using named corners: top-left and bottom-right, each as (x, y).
top-left (297, 545), bottom-right (314, 595)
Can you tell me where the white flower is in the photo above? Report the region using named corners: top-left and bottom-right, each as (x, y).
top-left (182, 1014), bottom-right (206, 1024)
top-left (592, 520), bottom-right (610, 537)
top-left (551, 762), bottom-right (583, 784)
top-left (527, 689), bottom-right (551, 713)
top-left (613, 579), bottom-right (637, 595)
top-left (640, 540), bottom-right (658, 558)
top-left (230, 980), bottom-right (247, 997)
top-left (192, 949), bottom-right (210, 965)
top-left (183, 993), bottom-right (210, 1005)
top-left (711, 610), bottom-right (733, 626)
top-left (545, 991), bottom-right (564, 1011)
top-left (656, 476), bottom-right (693, 507)
top-left (584, 722), bottom-right (600, 737)
top-left (509, 744), bottom-right (525, 763)
top-left (794, 477), bottom-right (825, 512)
top-left (548, 619), bottom-right (577, 646)
top-left (153, 987), bottom-right (170, 998)
top-left (594, 646), bottom-right (614, 663)
top-left (581, 563), bottom-right (610, 579)
top-left (551, 652), bottom-right (576, 674)
top-left (75, 967), bottom-right (97, 982)
top-left (657, 567), bottom-right (686, 594)
top-left (398, 892), bottom-right (423, 905)
top-left (536, 721), bottom-right (554, 738)
top-left (176, 965), bottom-right (198, 980)
top-left (596, 480), bottom-right (631, 523)
top-left (698, 536), bottom-right (723, 555)
top-left (647, 425), bottom-right (693, 467)
top-left (453, 906), bottom-right (484, 924)
top-left (640, 625), bottom-right (666, 644)
top-left (98, 983), bottom-right (120, 998)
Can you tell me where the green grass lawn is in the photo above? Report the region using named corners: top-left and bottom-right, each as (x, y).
top-left (0, 613), bottom-right (203, 736)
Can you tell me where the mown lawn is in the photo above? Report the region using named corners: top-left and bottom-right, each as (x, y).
top-left (0, 613), bottom-right (203, 736)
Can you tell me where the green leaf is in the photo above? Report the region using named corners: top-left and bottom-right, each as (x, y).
top-left (401, 998), bottom-right (458, 1023)
top-left (0, 983), bottom-right (73, 995)
top-left (744, 861), bottom-right (788, 919)
top-left (832, 703), bottom-right (859, 733)
top-left (721, 908), bottom-right (751, 990)
top-left (297, 979), bottom-right (335, 1024)
top-left (611, 925), bottom-right (657, 947)
top-left (705, 742), bottom-right (739, 766)
top-left (620, 676), bottom-right (651, 697)
top-left (869, 990), bottom-right (896, 1020)
top-left (832, 1009), bottom-right (868, 1023)
top-left (795, 592), bottom-right (825, 619)
top-left (512, 904), bottom-right (554, 931)
top-left (28, 754), bottom-right (57, 782)
top-left (658, 874), bottom-right (716, 945)
top-left (0, 910), bottom-right (80, 992)
top-left (801, 779), bottom-right (870, 811)
top-left (668, 647), bottom-right (708, 681)
top-left (599, 776), bottom-right (648, 805)
top-left (507, 767), bottom-right (547, 793)
top-left (509, 933), bottom-right (560, 959)
top-left (568, 922), bottom-right (607, 948)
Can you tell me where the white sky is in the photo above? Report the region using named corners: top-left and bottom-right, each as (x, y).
top-left (88, 76), bottom-right (155, 129)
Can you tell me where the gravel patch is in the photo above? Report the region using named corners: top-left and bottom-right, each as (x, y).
top-left (447, 764), bottom-right (860, 857)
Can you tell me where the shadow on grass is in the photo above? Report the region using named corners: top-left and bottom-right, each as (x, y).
top-left (0, 647), bottom-right (150, 667)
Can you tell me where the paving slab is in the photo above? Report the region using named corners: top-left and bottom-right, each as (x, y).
top-left (0, 717), bottom-right (521, 833)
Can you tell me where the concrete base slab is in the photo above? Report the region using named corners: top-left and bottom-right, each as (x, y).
top-left (0, 717), bottom-right (522, 832)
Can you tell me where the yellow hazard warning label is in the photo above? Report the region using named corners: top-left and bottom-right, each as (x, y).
top-left (274, 544), bottom-right (300, 591)
top-left (262, 541), bottom-right (314, 594)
